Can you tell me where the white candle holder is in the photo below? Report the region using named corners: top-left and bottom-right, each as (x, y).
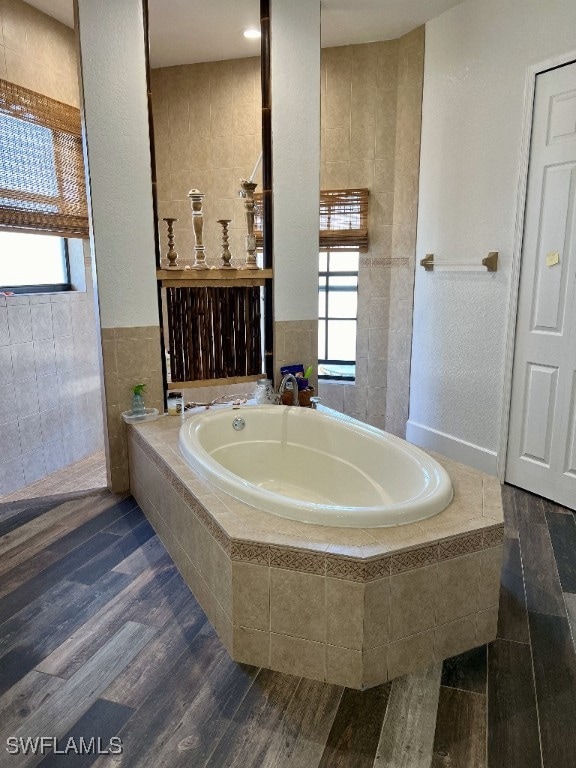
top-left (187, 189), bottom-right (212, 270)
top-left (239, 179), bottom-right (259, 270)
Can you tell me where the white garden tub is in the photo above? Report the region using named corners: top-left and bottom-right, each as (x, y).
top-left (178, 405), bottom-right (453, 527)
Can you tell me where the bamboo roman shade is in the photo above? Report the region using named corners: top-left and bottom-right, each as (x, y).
top-left (254, 188), bottom-right (369, 250)
top-left (319, 188), bottom-right (369, 250)
top-left (0, 79), bottom-right (89, 237)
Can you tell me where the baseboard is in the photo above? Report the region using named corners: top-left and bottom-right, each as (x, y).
top-left (406, 420), bottom-right (499, 476)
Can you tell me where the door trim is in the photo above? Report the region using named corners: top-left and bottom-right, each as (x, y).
top-left (498, 50), bottom-right (576, 481)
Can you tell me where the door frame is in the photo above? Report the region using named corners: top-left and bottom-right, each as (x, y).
top-left (498, 50), bottom-right (576, 480)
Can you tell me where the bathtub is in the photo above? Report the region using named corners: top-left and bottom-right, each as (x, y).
top-left (178, 405), bottom-right (453, 527)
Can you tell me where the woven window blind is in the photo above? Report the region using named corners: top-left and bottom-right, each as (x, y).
top-left (0, 79), bottom-right (89, 237)
top-left (254, 187), bottom-right (369, 250)
top-left (320, 188), bottom-right (369, 250)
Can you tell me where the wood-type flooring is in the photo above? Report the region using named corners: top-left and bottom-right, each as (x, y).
top-left (0, 483), bottom-right (574, 767)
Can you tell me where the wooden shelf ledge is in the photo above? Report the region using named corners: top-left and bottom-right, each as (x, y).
top-left (168, 375), bottom-right (261, 389)
top-left (157, 268), bottom-right (273, 288)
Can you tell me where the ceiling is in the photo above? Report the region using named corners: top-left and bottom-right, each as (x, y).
top-left (25, 0), bottom-right (464, 68)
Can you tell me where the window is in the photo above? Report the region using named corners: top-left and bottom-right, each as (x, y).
top-left (0, 231), bottom-right (70, 292)
top-left (318, 188), bottom-right (368, 381)
top-left (318, 250), bottom-right (359, 380)
top-left (0, 78), bottom-right (89, 236)
top-left (254, 187), bottom-right (368, 381)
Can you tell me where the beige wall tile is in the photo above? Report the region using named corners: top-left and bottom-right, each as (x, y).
top-left (434, 614), bottom-right (477, 663)
top-left (270, 568), bottom-right (325, 642)
top-left (2, 0), bottom-right (27, 54)
top-left (476, 606), bottom-right (499, 646)
top-left (364, 576), bottom-right (390, 649)
top-left (109, 464), bottom-right (129, 494)
top-left (212, 596), bottom-right (233, 653)
top-left (153, 57), bottom-right (261, 265)
top-left (101, 327), bottom-right (163, 492)
top-left (324, 89), bottom-right (351, 131)
top-left (325, 127), bottom-right (350, 163)
top-left (232, 562), bottom-right (270, 631)
top-left (107, 434), bottom-right (127, 470)
top-left (362, 643), bottom-right (388, 688)
top-left (233, 626), bottom-right (270, 667)
top-left (326, 577), bottom-right (364, 650)
top-left (390, 564), bottom-right (437, 641)
top-left (326, 645), bottom-right (363, 689)
top-left (190, 511), bottom-right (213, 582)
top-left (387, 629), bottom-right (434, 681)
top-left (209, 538), bottom-right (232, 618)
top-left (2, 0), bottom-right (78, 105)
top-left (270, 633), bottom-right (325, 682)
top-left (436, 553), bottom-right (482, 625)
top-left (478, 545), bottom-right (503, 611)
top-left (0, 48), bottom-right (7, 79)
top-left (324, 161), bottom-right (350, 189)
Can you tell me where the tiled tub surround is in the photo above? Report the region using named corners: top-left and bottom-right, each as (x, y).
top-left (0, 284), bottom-right (104, 497)
top-left (100, 326), bottom-right (164, 493)
top-left (128, 413), bottom-right (503, 689)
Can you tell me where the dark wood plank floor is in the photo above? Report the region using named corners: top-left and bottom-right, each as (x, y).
top-left (0, 484), bottom-right (575, 767)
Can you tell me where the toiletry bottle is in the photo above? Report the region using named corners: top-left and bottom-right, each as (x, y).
top-left (167, 391), bottom-right (183, 415)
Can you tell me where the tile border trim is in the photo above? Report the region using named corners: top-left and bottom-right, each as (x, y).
top-left (130, 428), bottom-right (504, 583)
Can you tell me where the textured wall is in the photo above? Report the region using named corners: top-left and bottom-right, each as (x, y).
top-left (0, 0), bottom-right (79, 106)
top-left (409, 0), bottom-right (576, 469)
top-left (271, 0), bottom-right (320, 323)
top-left (76, 0), bottom-right (162, 491)
top-left (76, 0), bottom-right (159, 331)
top-left (151, 57), bottom-right (262, 268)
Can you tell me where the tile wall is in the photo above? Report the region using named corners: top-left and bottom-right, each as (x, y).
top-left (100, 327), bottom-right (164, 493)
top-left (0, 0), bottom-right (102, 497)
top-left (318, 29), bottom-right (425, 437)
top-left (0, 254), bottom-right (104, 496)
top-left (151, 33), bottom-right (423, 429)
top-left (0, 0), bottom-right (80, 107)
top-left (150, 57), bottom-right (262, 268)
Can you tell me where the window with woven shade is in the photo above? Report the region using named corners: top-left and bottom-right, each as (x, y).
top-left (0, 79), bottom-right (89, 237)
top-left (319, 188), bottom-right (369, 250)
top-left (255, 188), bottom-right (368, 381)
top-left (254, 188), bottom-right (369, 251)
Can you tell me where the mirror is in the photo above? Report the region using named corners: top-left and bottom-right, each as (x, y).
top-left (149, 0), bottom-right (263, 269)
top-left (316, 1), bottom-right (440, 435)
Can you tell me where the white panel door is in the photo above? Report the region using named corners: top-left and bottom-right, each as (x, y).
top-left (507, 62), bottom-right (576, 509)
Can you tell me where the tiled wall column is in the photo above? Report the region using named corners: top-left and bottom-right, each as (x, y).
top-left (318, 31), bottom-right (424, 437)
top-left (101, 328), bottom-right (163, 491)
top-left (385, 27), bottom-right (425, 437)
top-left (76, 0), bottom-right (162, 491)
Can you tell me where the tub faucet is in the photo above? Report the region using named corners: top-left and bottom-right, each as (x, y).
top-left (279, 373), bottom-right (299, 406)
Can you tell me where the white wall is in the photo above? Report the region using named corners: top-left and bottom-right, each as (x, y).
top-left (76, 0), bottom-right (159, 330)
top-left (271, 0), bottom-right (320, 321)
top-left (409, 0), bottom-right (576, 473)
